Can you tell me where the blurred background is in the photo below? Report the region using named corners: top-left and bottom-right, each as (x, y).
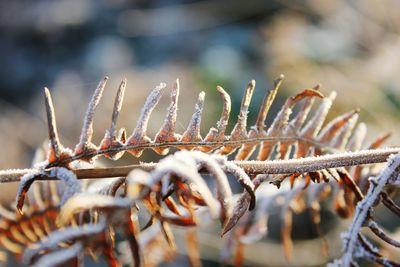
top-left (0, 0), bottom-right (399, 266)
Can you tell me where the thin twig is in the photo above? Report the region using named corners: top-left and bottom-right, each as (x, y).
top-left (339, 153), bottom-right (400, 266)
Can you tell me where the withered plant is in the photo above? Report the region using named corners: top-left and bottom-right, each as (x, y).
top-left (0, 75), bottom-right (398, 267)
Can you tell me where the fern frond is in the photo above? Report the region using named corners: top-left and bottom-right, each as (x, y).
top-left (21, 75), bottom-right (351, 167)
top-left (0, 76), bottom-right (398, 267)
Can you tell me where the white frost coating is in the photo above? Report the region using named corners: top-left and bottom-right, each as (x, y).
top-left (153, 79), bottom-right (180, 155)
top-left (235, 80), bottom-right (255, 128)
top-left (43, 87), bottom-right (63, 160)
top-left (31, 242), bottom-right (83, 267)
top-left (225, 81), bottom-right (254, 148)
top-left (0, 168), bottom-right (38, 176)
top-left (57, 194), bottom-right (132, 225)
top-left (151, 150), bottom-right (219, 218)
top-left (181, 92), bottom-right (205, 140)
top-left (161, 175), bottom-right (171, 196)
top-left (69, 159), bottom-right (94, 170)
top-left (110, 79), bottom-right (126, 137)
top-left (266, 101), bottom-right (293, 136)
top-left (78, 77), bottom-right (108, 146)
top-left (155, 79), bottom-right (179, 137)
top-left (15, 169), bottom-right (44, 206)
top-left (193, 152), bottom-right (232, 196)
top-left (170, 152), bottom-right (218, 213)
top-left (23, 221), bottom-right (105, 263)
top-left (88, 177), bottom-right (124, 195)
top-left (127, 168), bottom-right (152, 187)
top-left (189, 151), bottom-right (233, 218)
top-left (236, 147), bottom-right (400, 175)
top-left (338, 153), bottom-right (400, 266)
top-left (203, 86), bottom-right (231, 142)
top-left (215, 86), bottom-right (231, 134)
top-left (126, 169), bottom-right (152, 198)
top-left (218, 81), bottom-right (255, 159)
top-left (358, 232), bottom-right (380, 255)
top-left (49, 167), bottom-right (81, 205)
top-left (129, 83), bottom-right (166, 139)
top-left (220, 160), bottom-right (254, 192)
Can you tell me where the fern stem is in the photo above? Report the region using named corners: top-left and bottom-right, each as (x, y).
top-left (0, 147), bottom-right (399, 183)
top-left (48, 136), bottom-right (330, 167)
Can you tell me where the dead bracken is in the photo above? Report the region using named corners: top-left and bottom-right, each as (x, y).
top-left (0, 75), bottom-right (398, 266)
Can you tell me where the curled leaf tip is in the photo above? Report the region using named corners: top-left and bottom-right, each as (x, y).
top-left (248, 193), bottom-right (256, 211)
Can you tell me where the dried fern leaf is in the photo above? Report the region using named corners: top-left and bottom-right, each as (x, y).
top-left (75, 76), bottom-right (108, 160)
top-left (0, 76), bottom-right (399, 267)
top-left (127, 83), bottom-right (166, 157)
top-left (100, 78), bottom-right (127, 160)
